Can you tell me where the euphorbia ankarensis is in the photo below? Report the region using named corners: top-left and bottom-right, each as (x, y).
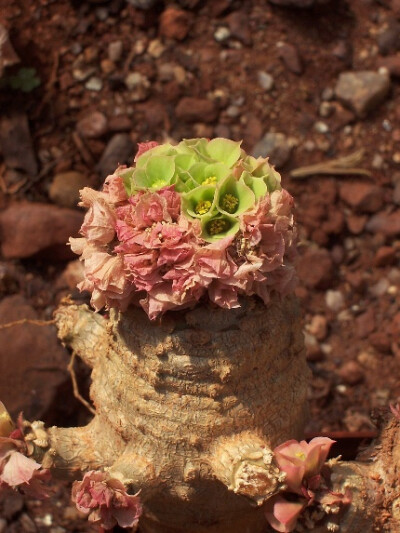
top-left (70, 138), bottom-right (297, 319)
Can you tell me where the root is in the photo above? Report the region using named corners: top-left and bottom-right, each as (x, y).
top-left (0, 318), bottom-right (55, 330)
top-left (67, 351), bottom-right (96, 416)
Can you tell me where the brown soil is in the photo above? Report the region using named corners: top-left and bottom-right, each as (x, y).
top-left (0, 0), bottom-right (399, 531)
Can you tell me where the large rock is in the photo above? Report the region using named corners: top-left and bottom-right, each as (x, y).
top-left (49, 171), bottom-right (90, 208)
top-left (277, 42), bottom-right (303, 74)
top-left (296, 248), bottom-right (334, 289)
top-left (76, 111), bottom-right (108, 139)
top-left (95, 133), bottom-right (134, 179)
top-left (0, 295), bottom-right (68, 420)
top-left (159, 7), bottom-right (191, 41)
top-left (0, 202), bottom-right (83, 259)
top-left (339, 181), bottom-right (384, 212)
top-left (175, 97), bottom-right (218, 123)
top-left (335, 71), bottom-right (391, 118)
top-left (366, 210), bottom-right (400, 236)
top-left (252, 132), bottom-right (292, 168)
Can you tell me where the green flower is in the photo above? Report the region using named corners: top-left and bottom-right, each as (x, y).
top-left (182, 185), bottom-right (218, 218)
top-left (242, 155), bottom-right (282, 192)
top-left (239, 171), bottom-right (267, 201)
top-left (216, 175), bottom-right (255, 216)
top-left (201, 213), bottom-right (239, 243)
top-left (132, 155), bottom-right (176, 190)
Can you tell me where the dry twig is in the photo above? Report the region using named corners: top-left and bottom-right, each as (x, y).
top-left (291, 149), bottom-right (372, 179)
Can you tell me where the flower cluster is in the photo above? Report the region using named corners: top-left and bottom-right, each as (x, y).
top-left (72, 470), bottom-right (142, 531)
top-left (264, 437), bottom-right (351, 532)
top-left (0, 402), bottom-right (50, 498)
top-left (71, 138), bottom-right (297, 319)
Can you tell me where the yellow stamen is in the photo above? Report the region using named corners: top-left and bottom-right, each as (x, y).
top-left (207, 219), bottom-right (229, 235)
top-left (220, 193), bottom-right (239, 213)
top-left (195, 200), bottom-right (212, 215)
top-left (295, 452), bottom-right (306, 460)
top-left (202, 176), bottom-right (217, 185)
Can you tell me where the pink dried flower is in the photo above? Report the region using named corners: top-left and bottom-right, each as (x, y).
top-left (264, 494), bottom-right (306, 533)
top-left (103, 171), bottom-right (129, 204)
top-left (0, 410), bottom-right (50, 498)
top-left (134, 141), bottom-right (159, 162)
top-left (79, 188), bottom-right (116, 245)
top-left (72, 470), bottom-right (142, 530)
top-left (274, 437), bottom-right (335, 494)
top-left (70, 238), bottom-right (134, 311)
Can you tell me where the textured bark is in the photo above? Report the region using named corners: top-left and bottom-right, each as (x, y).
top-left (35, 296), bottom-right (308, 533)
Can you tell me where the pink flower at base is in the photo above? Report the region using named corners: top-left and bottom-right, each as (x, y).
top-left (274, 437), bottom-right (335, 494)
top-left (72, 471), bottom-right (142, 531)
top-left (264, 494), bottom-right (306, 533)
top-left (0, 409), bottom-right (51, 498)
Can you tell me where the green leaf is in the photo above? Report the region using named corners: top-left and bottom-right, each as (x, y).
top-left (8, 68), bottom-right (41, 93)
top-left (206, 138), bottom-right (242, 167)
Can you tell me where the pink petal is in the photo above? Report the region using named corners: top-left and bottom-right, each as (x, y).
top-left (264, 495), bottom-right (306, 532)
top-left (1, 452), bottom-right (40, 487)
top-left (134, 141), bottom-right (159, 162)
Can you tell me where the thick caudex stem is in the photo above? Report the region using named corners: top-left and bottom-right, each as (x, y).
top-left (3, 297), bottom-right (400, 532)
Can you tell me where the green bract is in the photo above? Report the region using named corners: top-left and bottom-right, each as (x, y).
top-left (124, 137), bottom-right (284, 241)
top-left (217, 175), bottom-right (255, 216)
top-left (201, 213), bottom-right (240, 243)
top-left (182, 185), bottom-right (217, 218)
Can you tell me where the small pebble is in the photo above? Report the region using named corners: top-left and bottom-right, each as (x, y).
top-left (382, 118), bottom-right (392, 131)
top-left (325, 290), bottom-right (345, 312)
top-left (147, 39), bottom-right (165, 58)
top-left (72, 66), bottom-right (96, 82)
top-left (314, 121), bottom-right (329, 133)
top-left (338, 361), bottom-right (364, 385)
top-left (84, 76), bottom-right (103, 91)
top-left (369, 278), bottom-right (390, 297)
top-left (95, 7), bottom-right (109, 20)
top-left (372, 154), bottom-right (384, 169)
top-left (319, 101), bottom-right (334, 118)
top-left (214, 26), bottom-right (231, 42)
top-left (307, 314), bottom-right (328, 341)
top-left (321, 87), bottom-right (334, 101)
top-left (70, 43), bottom-right (82, 55)
top-left (108, 41), bottom-right (123, 62)
top-left (226, 105), bottom-right (240, 118)
top-left (257, 71), bottom-right (274, 91)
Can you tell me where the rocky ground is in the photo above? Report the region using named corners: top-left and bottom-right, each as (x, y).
top-left (0, 0), bottom-right (400, 531)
